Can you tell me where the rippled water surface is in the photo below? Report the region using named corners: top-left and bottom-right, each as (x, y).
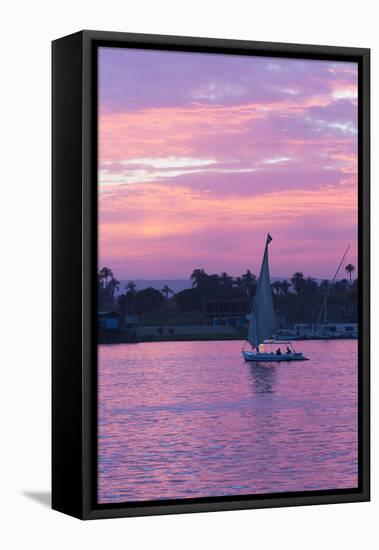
top-left (98, 339), bottom-right (358, 503)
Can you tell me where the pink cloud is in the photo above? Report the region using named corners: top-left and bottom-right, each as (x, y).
top-left (98, 49), bottom-right (358, 279)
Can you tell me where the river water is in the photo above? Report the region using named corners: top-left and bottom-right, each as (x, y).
top-left (98, 339), bottom-right (358, 503)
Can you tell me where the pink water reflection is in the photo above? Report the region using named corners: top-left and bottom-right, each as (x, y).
top-left (98, 339), bottom-right (358, 503)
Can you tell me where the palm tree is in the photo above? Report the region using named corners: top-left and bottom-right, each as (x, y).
top-left (190, 268), bottom-right (208, 289)
top-left (290, 272), bottom-right (305, 295)
top-left (99, 266), bottom-right (113, 288)
top-left (241, 270), bottom-right (256, 296)
top-left (161, 285), bottom-right (173, 300)
top-left (108, 278), bottom-right (120, 301)
top-left (125, 281), bottom-right (137, 294)
top-left (219, 272), bottom-right (232, 289)
top-left (345, 263), bottom-right (355, 283)
top-left (304, 276), bottom-right (318, 297)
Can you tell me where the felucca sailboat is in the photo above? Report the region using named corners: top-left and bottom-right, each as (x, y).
top-left (242, 234), bottom-right (308, 362)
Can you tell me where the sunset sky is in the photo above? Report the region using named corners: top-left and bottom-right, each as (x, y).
top-left (98, 47), bottom-right (358, 280)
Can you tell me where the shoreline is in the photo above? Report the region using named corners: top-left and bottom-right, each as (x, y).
top-left (98, 333), bottom-right (358, 345)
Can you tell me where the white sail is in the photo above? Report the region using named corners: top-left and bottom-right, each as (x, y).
top-left (247, 234), bottom-right (278, 348)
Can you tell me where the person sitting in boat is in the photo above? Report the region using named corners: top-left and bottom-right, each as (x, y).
top-left (276, 348), bottom-right (282, 355)
top-left (286, 346), bottom-right (292, 354)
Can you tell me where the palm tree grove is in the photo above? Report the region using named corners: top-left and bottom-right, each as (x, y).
top-left (98, 264), bottom-right (357, 332)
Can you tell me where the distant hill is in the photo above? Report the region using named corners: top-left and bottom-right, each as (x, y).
top-left (118, 279), bottom-right (192, 295)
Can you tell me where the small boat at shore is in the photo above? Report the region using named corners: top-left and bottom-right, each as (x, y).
top-left (242, 234), bottom-right (308, 363)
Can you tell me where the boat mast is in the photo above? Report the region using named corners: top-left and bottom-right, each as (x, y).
top-left (246, 234), bottom-right (278, 349)
top-left (317, 244), bottom-right (350, 323)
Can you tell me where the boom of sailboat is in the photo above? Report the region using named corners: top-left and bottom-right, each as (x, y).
top-left (242, 234), bottom-right (308, 363)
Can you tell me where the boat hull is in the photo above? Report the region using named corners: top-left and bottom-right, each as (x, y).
top-left (242, 350), bottom-right (308, 362)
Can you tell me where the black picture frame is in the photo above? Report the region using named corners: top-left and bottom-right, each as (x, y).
top-left (52, 30), bottom-right (370, 520)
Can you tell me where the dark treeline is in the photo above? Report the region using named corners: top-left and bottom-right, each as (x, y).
top-left (175, 269), bottom-right (256, 312)
top-left (98, 268), bottom-right (166, 315)
top-left (98, 265), bottom-right (357, 323)
top-left (273, 272), bottom-right (357, 323)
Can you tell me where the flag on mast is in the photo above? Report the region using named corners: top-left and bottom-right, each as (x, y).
top-left (267, 233), bottom-right (273, 244)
